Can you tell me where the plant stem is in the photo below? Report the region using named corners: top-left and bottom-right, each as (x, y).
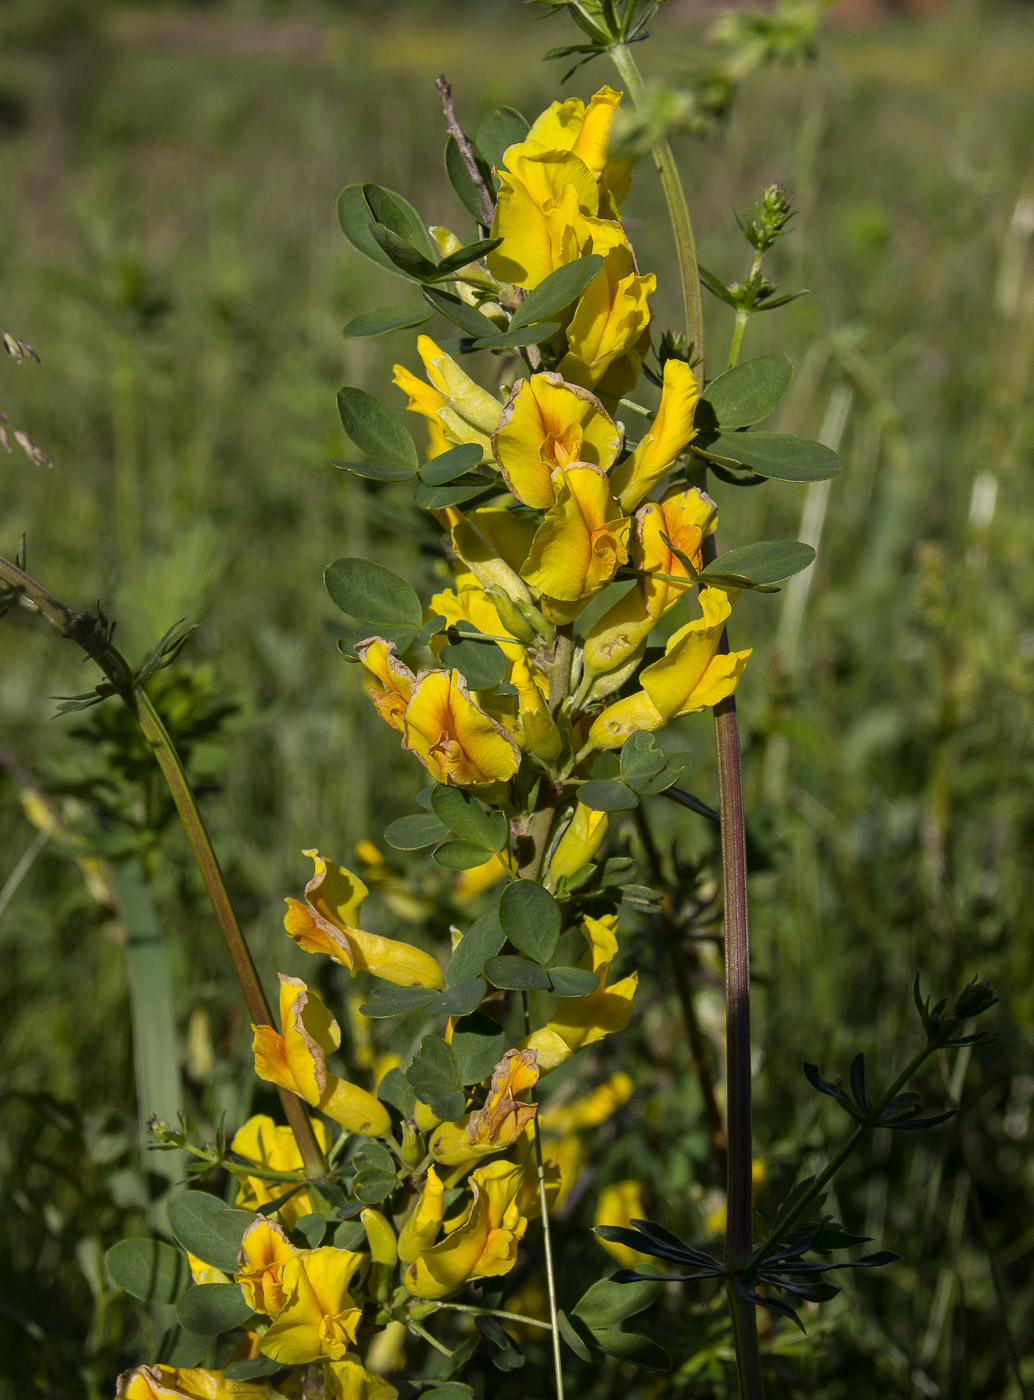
top-left (610, 43), bottom-right (704, 366)
top-left (727, 251), bottom-right (763, 371)
top-left (0, 554), bottom-right (327, 1180)
top-left (523, 992), bottom-right (565, 1400)
top-left (517, 623), bottom-right (574, 880)
top-left (436, 1301), bottom-right (552, 1331)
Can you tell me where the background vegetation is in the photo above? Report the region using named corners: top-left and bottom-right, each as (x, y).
top-left (1, 0), bottom-right (1032, 1396)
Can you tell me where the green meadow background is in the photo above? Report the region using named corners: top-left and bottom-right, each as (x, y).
top-left (1, 0), bottom-right (1032, 1395)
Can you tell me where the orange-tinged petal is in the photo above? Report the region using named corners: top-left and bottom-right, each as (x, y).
top-left (355, 638), bottom-right (415, 733)
top-left (610, 357), bottom-right (699, 510)
top-left (116, 1366), bottom-right (271, 1400)
top-left (252, 976), bottom-right (340, 1106)
top-left (520, 463), bottom-right (630, 604)
top-left (403, 670), bottom-right (520, 787)
top-left (235, 1218), bottom-right (302, 1316)
top-left (429, 1049), bottom-right (539, 1166)
top-left (493, 373), bottom-right (619, 510)
top-left (404, 1161), bottom-right (527, 1299)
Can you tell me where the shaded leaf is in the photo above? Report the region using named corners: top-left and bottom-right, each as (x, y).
top-left (510, 255), bottom-right (603, 329)
top-left (699, 540), bottom-right (815, 589)
top-left (405, 1036), bottom-right (465, 1121)
top-left (473, 323), bottom-right (561, 350)
top-left (580, 779), bottom-right (640, 812)
top-left (422, 978), bottom-right (488, 1018)
top-left (175, 1284), bottom-right (253, 1336)
top-left (413, 479), bottom-right (493, 510)
top-left (368, 223), bottom-right (440, 281)
top-left (342, 303), bottom-right (433, 339)
top-left (337, 387), bottom-right (418, 470)
top-left (384, 812), bottom-right (451, 850)
top-left (331, 459), bottom-right (415, 483)
top-left (589, 1329), bottom-right (671, 1371)
top-left (475, 107), bottom-right (530, 170)
top-left (693, 431), bottom-right (841, 483)
top-left (484, 956), bottom-right (552, 991)
top-left (572, 1269), bottom-right (664, 1329)
top-left (336, 183), bottom-right (434, 280)
top-left (420, 443), bottom-right (484, 485)
top-left (499, 881), bottom-right (561, 964)
top-left (445, 134), bottom-right (493, 222)
top-left (447, 910), bottom-right (506, 987)
top-left (450, 1011), bottom-right (506, 1085)
top-left (422, 286), bottom-right (501, 339)
top-left (106, 1238), bottom-right (191, 1304)
top-left (547, 966), bottom-right (600, 997)
top-left (360, 983), bottom-right (437, 1018)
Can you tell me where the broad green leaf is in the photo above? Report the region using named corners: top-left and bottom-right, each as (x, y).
top-left (450, 1011), bottom-right (506, 1084)
top-left (589, 1329), bottom-right (671, 1371)
top-left (473, 323), bottom-right (560, 350)
top-left (697, 354), bottom-right (793, 429)
top-left (224, 1359), bottom-right (282, 1381)
top-left (431, 238), bottom-right (504, 281)
top-left (336, 184), bottom-right (434, 280)
top-left (333, 1220), bottom-right (367, 1249)
top-left (438, 634), bottom-right (509, 691)
top-left (422, 286), bottom-right (501, 339)
top-left (420, 443), bottom-right (483, 485)
top-left (413, 479), bottom-right (492, 510)
top-left (337, 387), bottom-right (418, 470)
top-left (573, 1269), bottom-right (664, 1328)
top-left (405, 1035), bottom-right (466, 1121)
top-left (362, 183), bottom-right (419, 239)
top-left (693, 431), bottom-right (841, 482)
top-left (293, 1214), bottom-right (326, 1249)
top-left (580, 779), bottom-right (640, 812)
top-left (547, 966), bottom-right (600, 997)
top-left (422, 978), bottom-right (488, 1017)
top-left (447, 910), bottom-right (506, 987)
top-left (433, 838), bottom-right (504, 871)
top-left (634, 751), bottom-right (692, 796)
top-left (354, 1141), bottom-right (396, 1175)
top-left (384, 812), bottom-right (451, 850)
top-left (342, 303), bottom-right (433, 339)
top-left (360, 983), bottom-right (437, 1018)
top-left (162, 1329), bottom-right (213, 1368)
top-left (330, 459), bottom-right (416, 483)
top-left (699, 540), bottom-right (815, 588)
top-left (175, 1283), bottom-right (253, 1336)
top-left (354, 1169), bottom-right (397, 1204)
top-left (619, 731), bottom-right (666, 787)
top-left (324, 559), bottom-right (423, 646)
top-left (445, 134), bottom-right (493, 222)
top-left (475, 1313), bottom-right (525, 1371)
top-left (167, 1192), bottom-right (252, 1273)
top-left (557, 1309), bottom-right (593, 1361)
top-left (368, 223), bottom-right (440, 281)
top-left (484, 955), bottom-right (552, 991)
top-left (499, 880), bottom-right (561, 964)
top-left (510, 255), bottom-right (603, 329)
top-left (377, 1066), bottom-right (416, 1117)
top-left (475, 107), bottom-right (530, 170)
top-left (431, 785), bottom-right (503, 849)
top-left (105, 1238), bottom-right (191, 1304)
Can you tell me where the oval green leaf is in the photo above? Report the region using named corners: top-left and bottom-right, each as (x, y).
top-left (420, 443), bottom-right (484, 485)
top-left (337, 387), bottom-right (418, 470)
top-left (431, 238), bottom-right (504, 282)
top-left (450, 1010), bottom-right (506, 1085)
top-left (360, 983), bottom-right (437, 1019)
top-left (573, 1269), bottom-right (664, 1328)
top-left (422, 978), bottom-right (489, 1018)
top-left (699, 540), bottom-right (815, 587)
top-left (384, 812), bottom-right (451, 850)
top-left (106, 1238), bottom-right (191, 1304)
top-left (447, 910), bottom-right (506, 987)
top-left (484, 956), bottom-right (553, 991)
top-left (413, 479), bottom-right (492, 510)
top-left (362, 183), bottom-right (418, 240)
top-left (431, 785), bottom-right (502, 849)
top-left (475, 107), bottom-right (530, 171)
top-left (342, 303), bottom-right (433, 339)
top-left (619, 731), bottom-right (666, 787)
top-left (331, 459), bottom-right (416, 482)
top-left (547, 966), bottom-right (600, 998)
top-left (499, 880), bottom-right (561, 964)
top-left (693, 431), bottom-right (841, 482)
top-left (473, 323), bottom-right (560, 350)
top-left (405, 1035), bottom-right (465, 1121)
top-left (438, 635), bottom-right (509, 691)
top-left (433, 839), bottom-right (502, 871)
top-left (324, 558), bottom-right (423, 635)
top-left (167, 1191), bottom-right (252, 1273)
top-left (697, 354), bottom-right (794, 429)
top-left (510, 255), bottom-right (603, 330)
top-left (224, 1358), bottom-right (283, 1382)
top-left (589, 1329), bottom-right (671, 1371)
top-left (336, 183), bottom-right (434, 280)
top-left (422, 286), bottom-right (500, 339)
top-left (445, 134), bottom-right (493, 222)
top-left (580, 779), bottom-right (640, 812)
top-left (368, 223), bottom-right (440, 281)
top-left (175, 1283), bottom-right (253, 1336)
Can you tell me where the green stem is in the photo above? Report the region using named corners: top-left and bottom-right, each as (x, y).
top-left (610, 43), bottom-right (704, 364)
top-left (0, 554), bottom-right (327, 1181)
top-left (436, 1302), bottom-right (552, 1331)
top-left (727, 251), bottom-right (763, 371)
top-left (523, 991), bottom-right (565, 1400)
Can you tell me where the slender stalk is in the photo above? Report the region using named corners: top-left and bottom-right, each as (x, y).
top-left (517, 623), bottom-right (574, 880)
top-left (436, 1302), bottom-right (552, 1330)
top-left (726, 251), bottom-right (763, 371)
top-left (0, 554), bottom-right (327, 1180)
top-left (523, 992), bottom-right (565, 1400)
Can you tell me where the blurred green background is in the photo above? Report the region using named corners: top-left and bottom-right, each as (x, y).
top-left (1, 0), bottom-right (1033, 1396)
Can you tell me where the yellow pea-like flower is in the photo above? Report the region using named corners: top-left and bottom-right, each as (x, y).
top-left (235, 1218), bottom-right (304, 1317)
top-left (547, 802), bottom-right (610, 884)
top-left (558, 242), bottom-right (655, 390)
top-left (429, 1049), bottom-right (539, 1167)
top-left (493, 372), bottom-right (620, 510)
top-left (229, 1114), bottom-right (331, 1230)
top-left (392, 335), bottom-right (500, 458)
top-left (523, 85), bottom-right (633, 212)
top-left (354, 638), bottom-right (416, 734)
top-left (283, 848), bottom-right (443, 990)
top-left (594, 1179), bottom-right (654, 1269)
top-left (520, 463), bottom-right (630, 612)
top-left (402, 669), bottom-right (520, 787)
top-left (610, 356), bottom-right (699, 511)
top-left (259, 1247), bottom-right (366, 1365)
top-left (321, 1358), bottom-right (399, 1400)
top-left (398, 1164), bottom-right (445, 1264)
top-left (116, 1365), bottom-right (270, 1399)
top-left (487, 150), bottom-right (600, 289)
top-left (403, 1160), bottom-right (529, 1299)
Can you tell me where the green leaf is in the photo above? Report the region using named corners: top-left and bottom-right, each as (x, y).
top-left (557, 1309), bottom-right (594, 1361)
top-left (337, 387), bottom-right (418, 470)
top-left (431, 785), bottom-right (504, 849)
top-left (354, 1169), bottom-right (397, 1204)
top-left (697, 354), bottom-right (793, 429)
top-left (377, 1066), bottom-right (416, 1117)
top-left (167, 1192), bottom-right (252, 1273)
top-left (368, 223), bottom-right (440, 281)
top-left (422, 286), bottom-right (501, 339)
top-left (330, 459), bottom-right (416, 483)
top-left (484, 956), bottom-right (553, 991)
top-left (342, 302), bottom-right (433, 339)
top-left (589, 1329), bottom-right (671, 1371)
top-left (355, 1141), bottom-right (396, 1175)
top-left (698, 265), bottom-right (739, 307)
top-left (447, 910), bottom-right (506, 987)
top-left (324, 558), bottom-right (423, 652)
top-left (360, 983), bottom-right (438, 1018)
top-left (619, 731), bottom-right (666, 787)
top-left (384, 812), bottom-right (451, 850)
top-left (420, 444), bottom-right (484, 485)
top-left (293, 1213), bottom-right (326, 1249)
top-left (336, 184), bottom-right (434, 279)
top-left (475, 107), bottom-right (530, 170)
top-left (473, 323), bottom-right (560, 350)
top-left (580, 779), bottom-right (640, 812)
top-left (499, 880), bottom-right (561, 964)
top-left (362, 183), bottom-right (419, 239)
top-left (431, 238), bottom-right (504, 281)
top-left (635, 751), bottom-right (692, 796)
top-left (223, 1358), bottom-right (282, 1381)
top-left (405, 1035), bottom-right (466, 1121)
top-left (699, 540), bottom-right (816, 589)
top-left (509, 255), bottom-right (603, 329)
top-left (413, 479), bottom-right (492, 510)
top-left (105, 1238), bottom-right (191, 1304)
top-left (547, 966), bottom-right (600, 997)
top-left (573, 1269), bottom-right (664, 1328)
top-left (693, 431), bottom-right (841, 482)
top-left (175, 1283), bottom-right (253, 1336)
top-left (422, 978), bottom-right (488, 1017)
top-left (438, 634), bottom-right (509, 691)
top-left (450, 1011), bottom-right (506, 1084)
top-left (432, 838), bottom-right (503, 871)
top-left (445, 135), bottom-right (493, 222)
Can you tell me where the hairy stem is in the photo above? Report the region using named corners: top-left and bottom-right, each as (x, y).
top-left (0, 554), bottom-right (327, 1180)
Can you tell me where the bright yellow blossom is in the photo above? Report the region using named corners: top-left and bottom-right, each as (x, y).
top-left (404, 1160), bottom-right (528, 1299)
top-left (523, 85), bottom-right (633, 211)
top-left (403, 669), bottom-right (520, 787)
top-left (595, 1179), bottom-right (654, 1270)
top-left (547, 802), bottom-right (609, 884)
top-left (398, 1164), bottom-right (445, 1264)
top-left (392, 336), bottom-right (500, 458)
top-left (520, 464), bottom-right (630, 616)
top-left (558, 243), bottom-right (655, 390)
top-left (429, 1049), bottom-right (539, 1166)
top-left (235, 1218), bottom-right (303, 1317)
top-left (428, 570), bottom-right (525, 666)
top-left (260, 1247), bottom-right (366, 1364)
top-left (116, 1366), bottom-right (270, 1400)
top-left (610, 357), bottom-right (699, 511)
top-left (354, 639), bottom-right (415, 733)
top-left (493, 373), bottom-right (619, 510)
top-left (283, 849), bottom-right (443, 989)
top-left (322, 1359), bottom-right (399, 1400)
top-left (230, 1115), bottom-right (331, 1229)
top-left (587, 587), bottom-right (751, 750)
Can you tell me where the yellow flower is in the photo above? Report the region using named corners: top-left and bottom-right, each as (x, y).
top-left (519, 463), bottom-right (630, 615)
top-left (185, 1253), bottom-right (229, 1287)
top-left (558, 242), bottom-right (655, 390)
top-left (283, 849), bottom-right (443, 989)
top-left (251, 976), bottom-right (391, 1137)
top-left (428, 570), bottom-right (525, 667)
top-left (230, 1115), bottom-right (331, 1229)
top-left (523, 85), bottom-right (633, 212)
top-left (510, 653), bottom-right (563, 764)
top-left (595, 1180), bottom-right (654, 1270)
top-left (392, 335), bottom-right (501, 458)
top-left (402, 669), bottom-right (520, 787)
top-left (235, 1218), bottom-right (304, 1317)
top-left (610, 357), bottom-right (699, 511)
top-left (547, 802), bottom-right (609, 885)
top-left (398, 1165), bottom-right (445, 1264)
top-left (587, 587), bottom-right (751, 750)
top-left (515, 1124), bottom-right (586, 1219)
top-left (322, 1359), bottom-right (399, 1400)
top-left (260, 1247), bottom-right (366, 1364)
top-left (448, 507), bottom-right (539, 606)
top-left (403, 1160), bottom-right (528, 1299)
top-left (429, 1049), bottom-right (539, 1166)
top-left (493, 373), bottom-right (619, 510)
top-left (542, 1070), bottom-right (635, 1136)
top-left (583, 484), bottom-right (716, 675)
top-left (487, 150), bottom-right (601, 289)
top-left (115, 1367), bottom-right (270, 1400)
top-left (355, 639), bottom-right (415, 734)
top-left (521, 914), bottom-right (637, 1071)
